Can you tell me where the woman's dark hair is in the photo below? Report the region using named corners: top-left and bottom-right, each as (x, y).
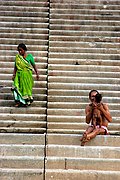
top-left (17, 43), bottom-right (27, 51)
top-left (89, 89), bottom-right (99, 98)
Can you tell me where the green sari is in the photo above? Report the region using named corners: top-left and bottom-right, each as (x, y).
top-left (12, 54), bottom-right (34, 105)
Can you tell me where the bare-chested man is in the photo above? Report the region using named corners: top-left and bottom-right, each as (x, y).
top-left (80, 89), bottom-right (112, 146)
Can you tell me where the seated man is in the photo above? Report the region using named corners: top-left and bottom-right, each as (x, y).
top-left (80, 89), bottom-right (112, 146)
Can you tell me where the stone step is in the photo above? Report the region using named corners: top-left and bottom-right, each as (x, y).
top-left (48, 64), bottom-right (120, 72)
top-left (49, 47), bottom-right (120, 55)
top-left (48, 95), bottom-right (120, 103)
top-left (48, 76), bottom-right (120, 84)
top-left (51, 0), bottom-right (120, 5)
top-left (50, 13), bottom-right (120, 21)
top-left (0, 0), bottom-right (48, 7)
top-left (47, 122), bottom-right (120, 131)
top-left (49, 41), bottom-right (120, 49)
top-left (47, 116), bottom-right (120, 124)
top-left (0, 114), bottom-right (46, 121)
top-left (0, 6), bottom-right (49, 13)
top-left (46, 145), bottom-right (120, 158)
top-left (51, 3), bottom-right (120, 10)
top-left (47, 108), bottom-right (120, 117)
top-left (46, 157), bottom-right (120, 171)
top-left (0, 133), bottom-right (45, 145)
top-left (0, 16), bottom-right (49, 23)
top-left (0, 27), bottom-right (49, 34)
top-left (49, 34), bottom-right (119, 43)
top-left (0, 100), bottom-right (46, 107)
top-left (0, 144), bottom-right (44, 156)
top-left (48, 83), bottom-right (120, 91)
top-left (0, 121), bottom-right (46, 129)
top-left (1, 156), bottom-right (44, 169)
top-left (45, 169), bottom-right (120, 180)
top-left (0, 67), bottom-right (46, 75)
top-left (0, 107), bottom-right (46, 114)
top-left (0, 80), bottom-right (47, 88)
top-left (0, 50), bottom-right (47, 57)
top-left (48, 70), bottom-right (120, 78)
top-left (0, 127), bottom-right (46, 133)
top-left (47, 134), bottom-right (120, 146)
top-left (49, 52), bottom-right (120, 60)
top-left (47, 102), bottom-right (120, 110)
top-left (0, 168), bottom-right (44, 180)
top-left (1, 94), bottom-right (46, 102)
top-left (0, 62), bottom-right (47, 69)
top-left (48, 89), bottom-right (120, 97)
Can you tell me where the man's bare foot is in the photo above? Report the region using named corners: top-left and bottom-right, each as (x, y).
top-left (80, 132), bottom-right (87, 142)
top-left (81, 137), bottom-right (90, 146)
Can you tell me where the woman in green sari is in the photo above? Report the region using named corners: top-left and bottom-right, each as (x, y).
top-left (12, 43), bottom-right (39, 107)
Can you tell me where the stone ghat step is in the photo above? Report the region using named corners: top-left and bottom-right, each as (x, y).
top-left (0, 100), bottom-right (46, 107)
top-left (47, 134), bottom-right (120, 146)
top-left (0, 49), bottom-right (47, 57)
top-left (48, 90), bottom-right (120, 97)
top-left (50, 34), bottom-right (119, 43)
top-left (48, 70), bottom-right (120, 78)
top-left (0, 80), bottom-right (47, 88)
top-left (49, 47), bottom-right (120, 54)
top-left (46, 145), bottom-right (120, 159)
top-left (47, 122), bottom-right (120, 131)
top-left (0, 114), bottom-right (46, 121)
top-left (50, 19), bottom-right (120, 26)
top-left (0, 17), bottom-right (49, 23)
top-left (0, 38), bottom-right (48, 46)
top-left (0, 133), bottom-right (45, 145)
top-left (47, 129), bottom-right (120, 136)
top-left (0, 61), bottom-right (47, 68)
top-left (0, 87), bottom-right (47, 95)
top-left (49, 41), bottom-right (120, 49)
top-left (47, 109), bottom-right (120, 117)
top-left (0, 156), bottom-right (44, 169)
top-left (45, 169), bottom-right (120, 180)
top-left (0, 10), bottom-right (48, 18)
top-left (0, 169), bottom-right (44, 180)
top-left (50, 14), bottom-right (120, 21)
top-left (0, 33), bottom-right (48, 41)
top-left (49, 52), bottom-right (120, 60)
top-left (48, 64), bottom-right (120, 72)
top-left (46, 157), bottom-right (120, 171)
top-left (0, 74), bottom-right (47, 81)
top-left (0, 22), bottom-right (48, 29)
top-left (0, 107), bottom-right (46, 114)
top-left (48, 58), bottom-right (120, 65)
top-left (48, 102), bottom-right (120, 110)
top-left (0, 144), bottom-right (44, 156)
top-left (0, 6), bottom-right (49, 13)
top-left (0, 27), bottom-right (49, 34)
top-left (0, 68), bottom-right (46, 75)
top-left (0, 94), bottom-right (46, 101)
top-left (51, 0), bottom-right (120, 5)
top-left (48, 83), bottom-right (120, 91)
top-left (51, 3), bottom-right (120, 10)
top-left (0, 121), bottom-right (46, 129)
top-left (48, 76), bottom-right (120, 84)
top-left (0, 127), bottom-right (46, 133)
top-left (0, 1), bottom-right (49, 7)
top-left (48, 96), bottom-right (120, 104)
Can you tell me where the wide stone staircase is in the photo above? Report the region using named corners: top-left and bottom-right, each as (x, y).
top-left (0, 0), bottom-right (120, 179)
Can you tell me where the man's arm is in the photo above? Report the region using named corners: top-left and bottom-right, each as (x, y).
top-left (85, 104), bottom-right (93, 124)
top-left (97, 103), bottom-right (112, 122)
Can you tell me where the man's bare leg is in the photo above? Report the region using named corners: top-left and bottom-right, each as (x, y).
top-left (80, 126), bottom-right (94, 141)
